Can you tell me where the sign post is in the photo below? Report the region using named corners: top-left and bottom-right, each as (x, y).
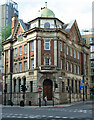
top-left (38, 88), bottom-right (42, 107)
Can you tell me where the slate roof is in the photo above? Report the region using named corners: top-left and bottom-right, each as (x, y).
top-left (19, 19), bottom-right (28, 31)
top-left (65, 20), bottom-right (75, 32)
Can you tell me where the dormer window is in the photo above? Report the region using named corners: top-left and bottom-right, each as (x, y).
top-left (44, 22), bottom-right (50, 28)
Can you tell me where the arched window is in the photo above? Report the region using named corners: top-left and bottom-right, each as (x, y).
top-left (44, 22), bottom-right (50, 28)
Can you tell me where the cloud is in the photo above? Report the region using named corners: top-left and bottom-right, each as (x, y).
top-left (14, 0), bottom-right (92, 30)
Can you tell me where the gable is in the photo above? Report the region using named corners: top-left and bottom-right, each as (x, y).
top-left (69, 20), bottom-right (81, 44)
top-left (12, 19), bottom-right (27, 39)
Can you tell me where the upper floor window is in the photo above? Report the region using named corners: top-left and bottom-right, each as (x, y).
top-left (90, 45), bottom-right (94, 52)
top-left (60, 42), bottom-right (62, 51)
top-left (45, 58), bottom-right (51, 65)
top-left (66, 62), bottom-right (69, 71)
top-left (19, 46), bottom-right (22, 56)
top-left (91, 61), bottom-right (94, 67)
top-left (31, 59), bottom-right (34, 69)
top-left (66, 46), bottom-right (69, 55)
top-left (44, 40), bottom-right (50, 50)
top-left (84, 54), bottom-right (86, 64)
top-left (19, 62), bottom-right (22, 72)
top-left (44, 22), bottom-right (50, 28)
top-left (77, 51), bottom-right (79, 59)
top-left (61, 60), bottom-right (62, 69)
top-left (31, 41), bottom-right (34, 51)
top-left (24, 61), bottom-right (27, 71)
top-left (24, 44), bottom-right (27, 54)
top-left (70, 48), bottom-right (72, 56)
top-left (71, 63), bottom-right (73, 73)
top-left (77, 66), bottom-right (80, 75)
top-left (74, 64), bottom-right (76, 74)
top-left (74, 49), bottom-right (76, 58)
top-left (90, 53), bottom-right (94, 59)
top-left (90, 37), bottom-right (94, 43)
top-left (14, 48), bottom-right (17, 57)
top-left (14, 63), bottom-right (17, 73)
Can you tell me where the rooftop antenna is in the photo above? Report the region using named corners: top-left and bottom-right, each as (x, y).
top-left (45, 2), bottom-right (47, 8)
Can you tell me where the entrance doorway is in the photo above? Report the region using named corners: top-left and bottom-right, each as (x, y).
top-left (43, 79), bottom-right (53, 100)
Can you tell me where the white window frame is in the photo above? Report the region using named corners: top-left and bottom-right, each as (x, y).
top-left (74, 49), bottom-right (76, 58)
top-left (70, 48), bottom-right (72, 56)
top-left (44, 40), bottom-right (50, 50)
top-left (14, 63), bottom-right (17, 73)
top-left (44, 57), bottom-right (51, 65)
top-left (24, 44), bottom-right (27, 54)
top-left (66, 62), bottom-right (69, 71)
top-left (24, 61), bottom-right (27, 71)
top-left (19, 62), bottom-right (22, 72)
top-left (77, 51), bottom-right (79, 59)
top-left (60, 42), bottom-right (62, 51)
top-left (19, 46), bottom-right (22, 56)
top-left (61, 60), bottom-right (62, 69)
top-left (14, 48), bottom-right (17, 57)
top-left (66, 46), bottom-right (69, 55)
top-left (77, 66), bottom-right (80, 74)
top-left (71, 63), bottom-right (73, 72)
top-left (74, 64), bottom-right (76, 74)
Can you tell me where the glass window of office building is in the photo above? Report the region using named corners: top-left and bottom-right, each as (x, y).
top-left (90, 45), bottom-right (94, 52)
top-left (90, 53), bottom-right (94, 59)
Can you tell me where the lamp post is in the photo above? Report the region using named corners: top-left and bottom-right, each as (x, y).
top-left (4, 50), bottom-right (6, 105)
top-left (82, 75), bottom-right (85, 102)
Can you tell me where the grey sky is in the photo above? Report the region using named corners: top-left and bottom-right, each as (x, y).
top-left (1, 0), bottom-right (93, 30)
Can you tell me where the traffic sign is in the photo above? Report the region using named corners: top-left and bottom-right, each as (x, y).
top-left (38, 88), bottom-right (42, 93)
top-left (80, 86), bottom-right (84, 90)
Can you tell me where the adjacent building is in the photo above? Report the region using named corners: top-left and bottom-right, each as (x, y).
top-left (2, 5), bottom-right (90, 105)
top-left (82, 29), bottom-right (94, 89)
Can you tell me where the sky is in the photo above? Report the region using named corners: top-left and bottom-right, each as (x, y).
top-left (1, 0), bottom-right (93, 31)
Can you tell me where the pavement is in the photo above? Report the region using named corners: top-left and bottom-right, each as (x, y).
top-left (2, 100), bottom-right (93, 108)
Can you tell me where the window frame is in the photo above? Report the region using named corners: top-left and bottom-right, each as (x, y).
top-left (44, 40), bottom-right (50, 50)
top-left (19, 46), bottom-right (22, 56)
top-left (24, 61), bottom-right (27, 71)
top-left (19, 62), bottom-right (22, 72)
top-left (14, 63), bottom-right (17, 73)
top-left (24, 44), bottom-right (27, 54)
top-left (14, 48), bottom-right (17, 57)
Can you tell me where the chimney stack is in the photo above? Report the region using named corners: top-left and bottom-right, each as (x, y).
top-left (11, 13), bottom-right (18, 35)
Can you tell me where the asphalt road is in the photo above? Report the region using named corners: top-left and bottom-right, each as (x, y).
top-left (1, 102), bottom-right (94, 120)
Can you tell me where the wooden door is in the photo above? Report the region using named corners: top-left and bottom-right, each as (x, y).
top-left (43, 79), bottom-right (53, 100)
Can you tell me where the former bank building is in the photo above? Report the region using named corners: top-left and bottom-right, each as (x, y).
top-left (2, 4), bottom-right (90, 105)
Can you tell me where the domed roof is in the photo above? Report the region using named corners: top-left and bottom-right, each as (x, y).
top-left (40, 8), bottom-right (55, 18)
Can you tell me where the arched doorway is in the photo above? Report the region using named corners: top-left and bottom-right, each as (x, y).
top-left (43, 79), bottom-right (53, 100)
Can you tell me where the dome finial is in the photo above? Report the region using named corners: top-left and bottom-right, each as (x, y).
top-left (45, 2), bottom-right (47, 8)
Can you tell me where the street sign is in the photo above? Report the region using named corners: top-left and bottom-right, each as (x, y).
top-left (80, 86), bottom-right (84, 90)
top-left (82, 80), bottom-right (84, 83)
top-left (38, 88), bottom-right (42, 93)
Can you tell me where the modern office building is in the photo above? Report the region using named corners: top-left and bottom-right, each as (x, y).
top-left (2, 4), bottom-right (90, 105)
top-left (82, 29), bottom-right (94, 89)
top-left (0, 0), bottom-right (18, 55)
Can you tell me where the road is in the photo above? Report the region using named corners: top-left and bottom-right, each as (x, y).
top-left (1, 101), bottom-right (94, 120)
